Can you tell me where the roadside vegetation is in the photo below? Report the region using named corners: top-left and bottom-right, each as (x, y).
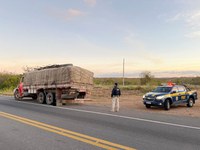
top-left (0, 71), bottom-right (200, 96)
top-left (94, 72), bottom-right (200, 94)
top-left (0, 73), bottom-right (21, 95)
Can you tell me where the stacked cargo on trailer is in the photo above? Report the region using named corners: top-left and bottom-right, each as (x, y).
top-left (14, 64), bottom-right (93, 105)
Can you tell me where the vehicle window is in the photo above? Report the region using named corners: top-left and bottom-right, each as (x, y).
top-left (178, 86), bottom-right (186, 92)
top-left (172, 87), bottom-right (178, 93)
top-left (153, 87), bottom-right (172, 93)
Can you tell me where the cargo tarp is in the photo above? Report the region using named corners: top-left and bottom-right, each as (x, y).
top-left (23, 66), bottom-right (93, 86)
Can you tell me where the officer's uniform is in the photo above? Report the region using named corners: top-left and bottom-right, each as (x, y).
top-left (111, 83), bottom-right (121, 112)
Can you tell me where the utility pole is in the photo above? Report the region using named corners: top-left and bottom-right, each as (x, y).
top-left (123, 58), bottom-right (125, 86)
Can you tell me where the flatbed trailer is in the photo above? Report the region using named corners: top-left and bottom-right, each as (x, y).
top-left (14, 64), bottom-right (93, 105)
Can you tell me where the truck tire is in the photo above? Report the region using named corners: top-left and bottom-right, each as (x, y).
top-left (37, 92), bottom-right (46, 104)
top-left (14, 90), bottom-right (20, 101)
top-left (187, 98), bottom-right (194, 107)
top-left (164, 99), bottom-right (170, 110)
top-left (46, 93), bottom-right (54, 105)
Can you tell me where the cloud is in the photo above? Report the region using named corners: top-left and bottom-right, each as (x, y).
top-left (185, 31), bottom-right (200, 38)
top-left (49, 8), bottom-right (86, 21)
top-left (67, 9), bottom-right (85, 16)
top-left (166, 13), bottom-right (185, 22)
top-left (186, 11), bottom-right (200, 28)
top-left (124, 34), bottom-right (163, 64)
top-left (173, 0), bottom-right (200, 7)
top-left (167, 10), bottom-right (200, 38)
top-left (64, 9), bottom-right (86, 20)
top-left (84, 0), bottom-right (96, 7)
top-left (166, 11), bottom-right (200, 27)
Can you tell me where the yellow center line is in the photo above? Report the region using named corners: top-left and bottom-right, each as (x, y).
top-left (0, 111), bottom-right (136, 150)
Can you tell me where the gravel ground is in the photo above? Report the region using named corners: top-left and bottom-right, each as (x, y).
top-left (85, 90), bottom-right (200, 118)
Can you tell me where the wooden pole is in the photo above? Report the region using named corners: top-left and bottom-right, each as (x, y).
top-left (123, 58), bottom-right (125, 86)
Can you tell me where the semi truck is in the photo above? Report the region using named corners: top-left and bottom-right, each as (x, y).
top-left (14, 64), bottom-right (93, 105)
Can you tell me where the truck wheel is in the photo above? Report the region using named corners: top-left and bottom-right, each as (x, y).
top-left (14, 90), bottom-right (20, 100)
top-left (146, 104), bottom-right (151, 108)
top-left (38, 92), bottom-right (46, 104)
top-left (46, 93), bottom-right (54, 105)
top-left (187, 98), bottom-right (194, 107)
top-left (164, 99), bottom-right (170, 110)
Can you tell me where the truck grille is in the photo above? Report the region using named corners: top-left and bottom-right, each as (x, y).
top-left (145, 97), bottom-right (155, 101)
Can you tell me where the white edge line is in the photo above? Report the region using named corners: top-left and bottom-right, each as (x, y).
top-left (1, 97), bottom-right (200, 131)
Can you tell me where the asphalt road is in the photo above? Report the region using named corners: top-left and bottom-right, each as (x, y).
top-left (0, 96), bottom-right (200, 150)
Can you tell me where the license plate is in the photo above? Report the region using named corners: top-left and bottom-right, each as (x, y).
top-left (146, 101), bottom-right (151, 104)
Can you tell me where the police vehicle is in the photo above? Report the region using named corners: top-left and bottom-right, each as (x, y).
top-left (143, 82), bottom-right (198, 110)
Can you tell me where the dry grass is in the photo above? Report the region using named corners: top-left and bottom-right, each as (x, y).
top-left (86, 87), bottom-right (200, 118)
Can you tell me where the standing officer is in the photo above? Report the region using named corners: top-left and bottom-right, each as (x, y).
top-left (111, 83), bottom-right (121, 112)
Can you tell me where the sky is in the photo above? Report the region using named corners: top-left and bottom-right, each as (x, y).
top-left (0, 0), bottom-right (200, 77)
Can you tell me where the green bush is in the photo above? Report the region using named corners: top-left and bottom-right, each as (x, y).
top-left (0, 73), bottom-right (21, 91)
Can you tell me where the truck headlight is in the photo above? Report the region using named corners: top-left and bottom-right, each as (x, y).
top-left (156, 95), bottom-right (164, 100)
top-left (143, 95), bottom-right (146, 99)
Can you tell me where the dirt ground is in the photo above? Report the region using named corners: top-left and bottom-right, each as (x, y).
top-left (85, 87), bottom-right (200, 118)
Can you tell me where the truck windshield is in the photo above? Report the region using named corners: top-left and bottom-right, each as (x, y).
top-left (153, 87), bottom-right (172, 93)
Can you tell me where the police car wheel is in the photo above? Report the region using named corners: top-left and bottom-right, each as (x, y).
top-left (164, 99), bottom-right (170, 110)
top-left (146, 104), bottom-right (151, 108)
top-left (187, 98), bottom-right (194, 107)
